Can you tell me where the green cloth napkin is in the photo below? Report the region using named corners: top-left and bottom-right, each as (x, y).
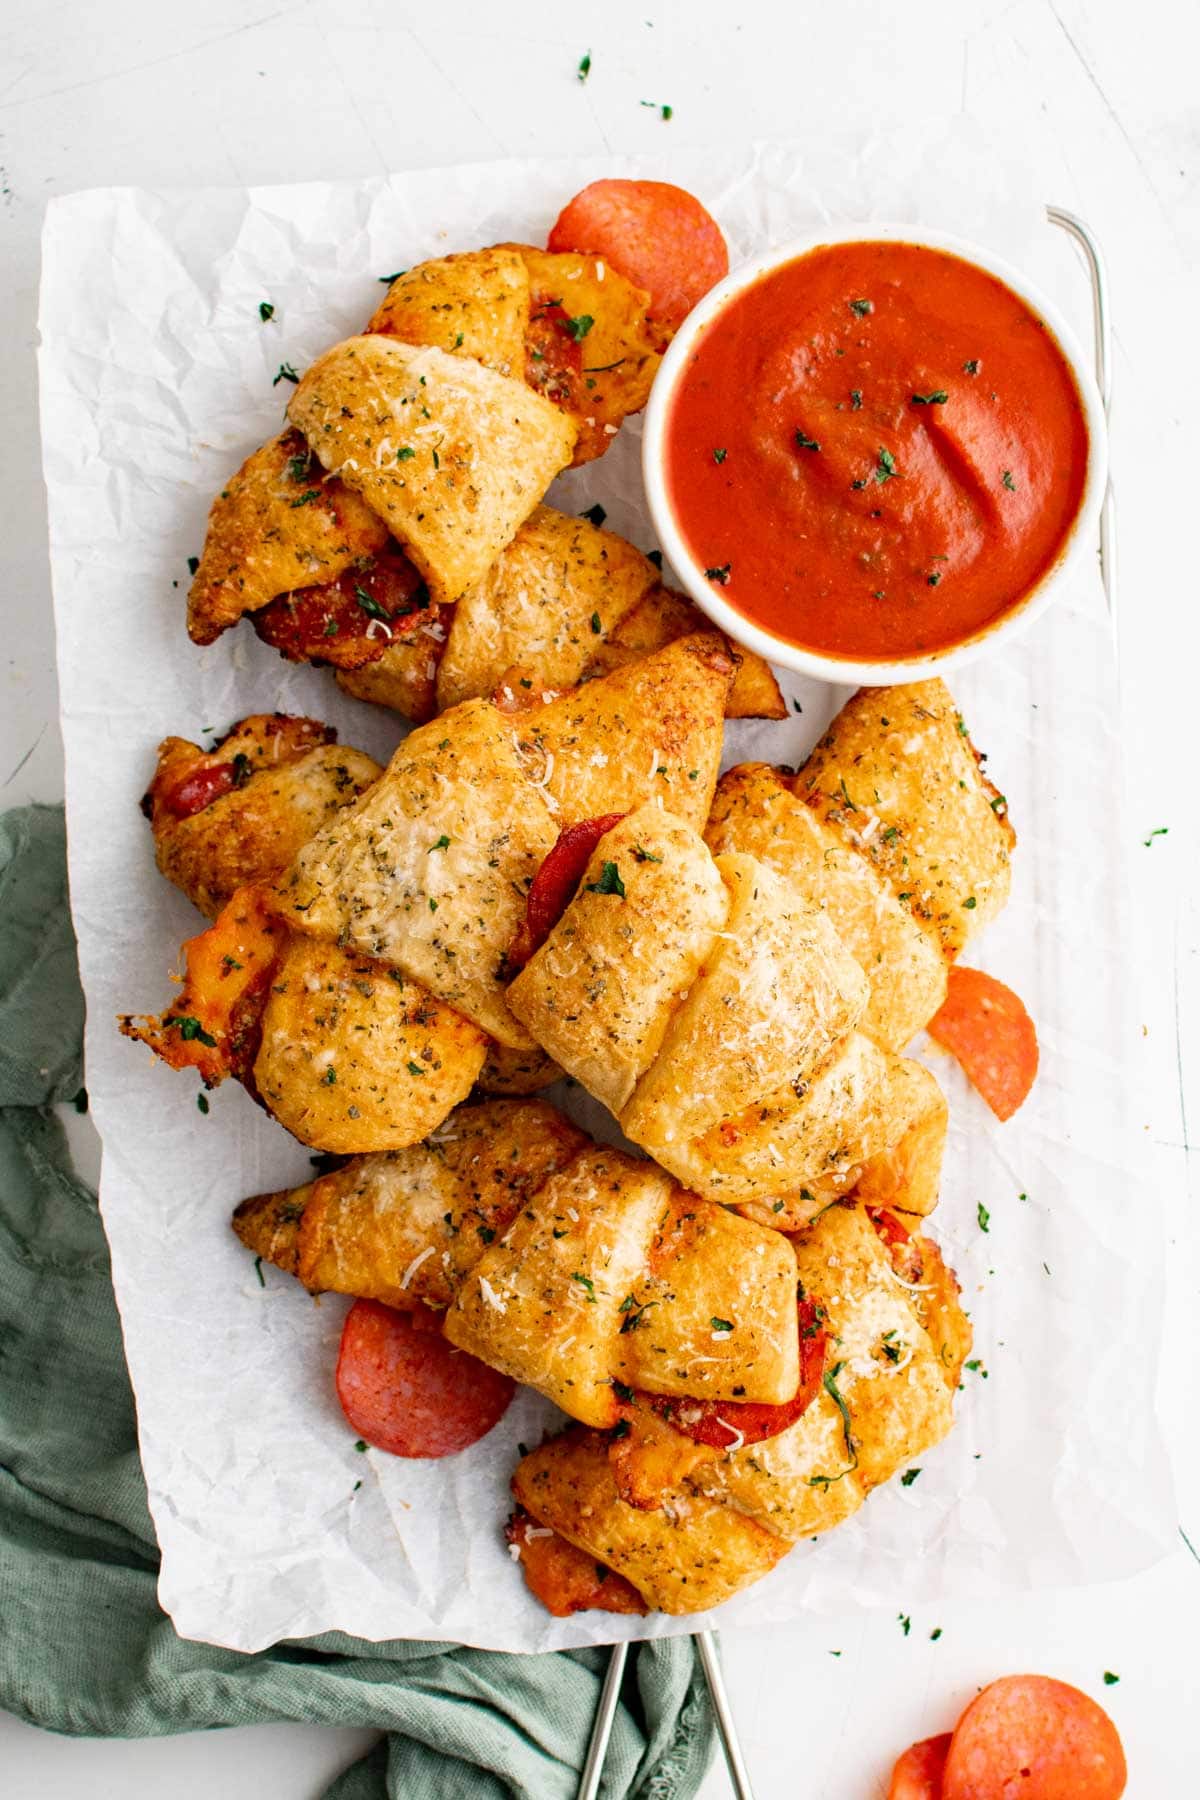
top-left (0, 804), bottom-right (714, 1799)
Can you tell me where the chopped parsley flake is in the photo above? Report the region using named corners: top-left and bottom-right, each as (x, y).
top-left (977, 1203), bottom-right (990, 1233)
top-left (1002, 470), bottom-right (1017, 491)
top-left (963, 358), bottom-right (980, 374)
top-left (900, 1468), bottom-right (921, 1487)
top-left (572, 1272), bottom-right (597, 1303)
top-left (429, 835), bottom-right (451, 852)
top-left (794, 429), bottom-right (821, 452)
top-left (577, 50), bottom-right (591, 81)
top-left (562, 313), bottom-right (595, 342)
top-left (1143, 826), bottom-right (1168, 846)
top-left (355, 587), bottom-right (390, 620)
top-left (395, 446), bottom-right (415, 461)
top-left (585, 860), bottom-right (626, 898)
top-left (258, 301), bottom-right (275, 322)
top-left (407, 1062), bottom-right (425, 1078)
top-left (254, 1256), bottom-right (265, 1287)
top-left (704, 563), bottom-right (731, 585)
top-left (849, 298), bottom-right (873, 317)
top-left (850, 389), bottom-right (862, 410)
top-left (1104, 1671), bottom-right (1120, 1685)
top-left (713, 447), bottom-right (727, 463)
top-left (289, 488), bottom-right (322, 508)
top-left (590, 611), bottom-right (602, 633)
top-left (911, 390), bottom-right (949, 405)
top-left (710, 1317), bottom-right (733, 1333)
top-left (174, 1016), bottom-right (216, 1047)
top-left (580, 502), bottom-right (607, 527)
top-left (898, 1614), bottom-right (911, 1636)
top-left (632, 844), bottom-right (662, 863)
top-left (875, 446), bottom-right (899, 483)
top-left (272, 363), bottom-right (299, 386)
top-left (197, 1093), bottom-right (210, 1115)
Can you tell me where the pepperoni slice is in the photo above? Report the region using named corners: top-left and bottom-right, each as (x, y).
top-left (927, 966), bottom-right (1039, 1122)
top-left (637, 1295), bottom-right (827, 1451)
top-left (943, 1676), bottom-right (1126, 1799)
top-left (547, 179), bottom-right (729, 333)
top-left (868, 1207), bottom-right (926, 1285)
top-left (253, 544), bottom-right (436, 670)
top-left (505, 812), bottom-right (627, 974)
top-left (335, 1298), bottom-right (514, 1459)
top-left (167, 759), bottom-right (252, 819)
top-left (888, 1734), bottom-right (952, 1800)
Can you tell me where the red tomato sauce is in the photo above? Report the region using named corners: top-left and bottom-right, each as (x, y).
top-left (665, 240), bottom-right (1090, 660)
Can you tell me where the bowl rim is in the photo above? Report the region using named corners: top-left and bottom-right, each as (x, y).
top-left (641, 220), bottom-right (1110, 686)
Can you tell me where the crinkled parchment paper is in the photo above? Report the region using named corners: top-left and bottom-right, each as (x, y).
top-left (38, 128), bottom-right (1175, 1653)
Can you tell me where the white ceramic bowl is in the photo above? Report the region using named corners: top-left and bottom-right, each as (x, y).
top-left (641, 223), bottom-right (1109, 687)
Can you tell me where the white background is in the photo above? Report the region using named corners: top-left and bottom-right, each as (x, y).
top-left (1, 1), bottom-right (1196, 1794)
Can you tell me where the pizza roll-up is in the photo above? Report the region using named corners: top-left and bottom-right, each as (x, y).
top-left (510, 1201), bottom-right (971, 1616)
top-left (122, 639), bottom-right (733, 1146)
top-left (706, 681), bottom-right (1015, 1049)
top-left (233, 1099), bottom-right (809, 1432)
top-left (141, 714), bottom-right (383, 920)
top-left (188, 232), bottom-right (780, 721)
top-left (186, 241), bottom-right (657, 646)
top-left (506, 802), bottom-right (946, 1216)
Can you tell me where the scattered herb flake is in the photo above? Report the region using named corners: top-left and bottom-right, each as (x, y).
top-left (572, 1272), bottom-right (598, 1303)
top-left (898, 1613), bottom-right (911, 1636)
top-left (632, 844), bottom-right (662, 863)
top-left (355, 1439), bottom-right (368, 1453)
top-left (900, 1468), bottom-right (921, 1487)
top-left (911, 390), bottom-right (949, 405)
top-left (272, 363), bottom-right (299, 386)
top-left (187, 556), bottom-right (200, 576)
top-left (289, 487), bottom-right (322, 508)
top-left (930, 1627), bottom-right (943, 1641)
top-left (590, 611), bottom-right (602, 633)
top-left (963, 358), bottom-right (980, 374)
top-left (850, 389), bottom-right (862, 410)
top-left (1104, 1671), bottom-right (1120, 1686)
top-left (794, 429), bottom-right (821, 452)
top-left (927, 571), bottom-right (942, 586)
top-left (1002, 470), bottom-right (1017, 491)
top-left (713, 447), bottom-right (727, 464)
top-left (580, 502), bottom-right (607, 527)
top-left (378, 271), bottom-right (405, 284)
top-left (963, 895), bottom-right (978, 910)
top-left (704, 563), bottom-right (731, 585)
top-left (977, 1202), bottom-right (990, 1233)
top-left (197, 1093), bottom-right (209, 1115)
top-left (562, 312), bottom-right (595, 342)
top-left (585, 860), bottom-right (626, 898)
top-left (174, 1015), bottom-right (216, 1047)
top-left (429, 835), bottom-right (451, 852)
top-left (254, 1256), bottom-right (265, 1287)
top-left (577, 50), bottom-right (591, 81)
top-left (1143, 827), bottom-right (1168, 846)
top-left (258, 301), bottom-right (275, 322)
top-left (407, 1062), bottom-right (425, 1078)
top-left (711, 1317), bottom-right (733, 1333)
top-left (849, 298), bottom-right (873, 317)
top-left (875, 446), bottom-right (899, 483)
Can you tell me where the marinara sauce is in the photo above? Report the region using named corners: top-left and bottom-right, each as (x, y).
top-left (665, 240), bottom-right (1089, 661)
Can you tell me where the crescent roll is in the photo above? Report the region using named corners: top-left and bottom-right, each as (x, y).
top-left (507, 802), bottom-right (942, 1212)
top-left (233, 1101), bottom-right (807, 1429)
top-left (510, 1201), bottom-right (970, 1616)
top-left (123, 642), bottom-right (732, 1142)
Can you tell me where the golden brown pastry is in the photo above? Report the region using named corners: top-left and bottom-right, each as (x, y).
top-left (233, 1101), bottom-right (807, 1428)
top-left (506, 801), bottom-right (945, 1213)
top-left (141, 714), bottom-right (381, 919)
top-left (511, 1201), bottom-right (970, 1616)
top-left (122, 643), bottom-right (731, 1143)
top-left (797, 680), bottom-right (1014, 957)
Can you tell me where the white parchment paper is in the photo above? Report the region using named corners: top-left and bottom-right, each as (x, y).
top-left (39, 131), bottom-right (1175, 1653)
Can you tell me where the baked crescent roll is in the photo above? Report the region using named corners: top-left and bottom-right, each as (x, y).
top-left (510, 1201), bottom-right (970, 1616)
top-left (433, 504), bottom-right (661, 711)
top-left (124, 642), bottom-right (732, 1141)
top-left (798, 680), bottom-right (1014, 957)
top-left (584, 581), bottom-right (788, 722)
top-left (187, 243), bottom-right (663, 646)
top-left (286, 337), bottom-right (576, 608)
top-left (507, 802), bottom-right (939, 1211)
top-left (233, 1101), bottom-right (806, 1429)
top-left (141, 714), bottom-right (382, 920)
top-left (120, 885), bottom-right (488, 1152)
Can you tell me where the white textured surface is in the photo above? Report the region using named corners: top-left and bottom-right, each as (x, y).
top-left (3, 0), bottom-right (1197, 1793)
